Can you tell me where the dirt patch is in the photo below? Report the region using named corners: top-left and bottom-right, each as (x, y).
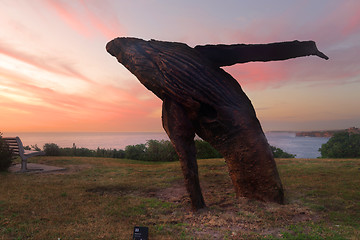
top-left (62, 164), bottom-right (93, 174)
top-left (155, 181), bottom-right (189, 204)
top-left (152, 181), bottom-right (317, 239)
top-left (44, 164), bottom-right (93, 175)
top-left (9, 163), bottom-right (93, 175)
top-left (9, 163), bottom-right (66, 174)
top-left (86, 185), bottom-right (132, 196)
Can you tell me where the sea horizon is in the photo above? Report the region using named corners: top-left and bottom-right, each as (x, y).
top-left (2, 131), bottom-right (329, 159)
top-left (4, 127), bottom-right (350, 134)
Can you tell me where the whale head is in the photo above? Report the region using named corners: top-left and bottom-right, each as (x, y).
top-left (106, 37), bottom-right (205, 100)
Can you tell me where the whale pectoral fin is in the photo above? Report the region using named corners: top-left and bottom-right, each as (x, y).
top-left (195, 40), bottom-right (328, 67)
top-left (162, 98), bottom-right (206, 211)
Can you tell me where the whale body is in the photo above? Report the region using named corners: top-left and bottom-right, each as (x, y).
top-left (106, 37), bottom-right (328, 210)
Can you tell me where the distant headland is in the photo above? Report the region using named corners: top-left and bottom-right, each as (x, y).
top-left (295, 127), bottom-right (360, 137)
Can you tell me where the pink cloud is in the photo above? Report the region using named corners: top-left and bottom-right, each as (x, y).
top-left (0, 42), bottom-right (94, 83)
top-left (8, 72), bottom-right (158, 116)
top-left (1, 65), bottom-right (162, 132)
top-left (44, 0), bottom-right (125, 39)
top-left (228, 1), bottom-right (360, 47)
top-left (225, 62), bottom-right (289, 89)
top-left (225, 43), bottom-right (360, 91)
top-left (343, 13), bottom-right (360, 36)
top-left (79, 0), bottom-right (125, 39)
top-left (221, 1), bottom-right (360, 90)
top-left (328, 1), bottom-right (360, 37)
top-left (44, 0), bottom-right (90, 36)
top-left (298, 2), bottom-right (360, 49)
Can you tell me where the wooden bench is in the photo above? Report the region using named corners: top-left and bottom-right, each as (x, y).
top-left (3, 137), bottom-right (45, 172)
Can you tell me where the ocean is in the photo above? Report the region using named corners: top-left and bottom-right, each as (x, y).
top-left (4, 131), bottom-right (329, 159)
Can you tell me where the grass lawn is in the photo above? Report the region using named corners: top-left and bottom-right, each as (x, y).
top-left (1, 157), bottom-right (359, 239)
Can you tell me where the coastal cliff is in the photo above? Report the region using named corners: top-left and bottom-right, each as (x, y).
top-left (296, 127), bottom-right (360, 137)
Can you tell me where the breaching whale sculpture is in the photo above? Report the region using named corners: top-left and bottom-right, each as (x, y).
top-left (106, 38), bottom-right (328, 210)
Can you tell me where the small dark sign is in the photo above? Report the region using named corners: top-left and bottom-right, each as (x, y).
top-left (133, 226), bottom-right (148, 240)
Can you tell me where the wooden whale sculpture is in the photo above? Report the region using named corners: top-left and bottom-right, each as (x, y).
top-left (106, 37), bottom-right (328, 210)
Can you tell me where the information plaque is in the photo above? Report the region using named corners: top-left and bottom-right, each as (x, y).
top-left (133, 226), bottom-right (148, 240)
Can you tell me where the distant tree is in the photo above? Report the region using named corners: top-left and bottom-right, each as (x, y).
top-left (24, 145), bottom-right (41, 151)
top-left (43, 143), bottom-right (61, 156)
top-left (319, 132), bottom-right (360, 158)
top-left (74, 147), bottom-right (95, 157)
top-left (111, 149), bottom-right (125, 159)
top-left (23, 145), bottom-right (31, 150)
top-left (31, 144), bottom-right (41, 151)
top-left (145, 140), bottom-right (178, 161)
top-left (38, 139), bottom-right (295, 161)
top-left (270, 146), bottom-right (296, 158)
top-left (0, 132), bottom-right (14, 171)
top-left (125, 144), bottom-right (146, 160)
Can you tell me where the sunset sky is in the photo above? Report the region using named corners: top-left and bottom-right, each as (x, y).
top-left (1, 0), bottom-right (359, 133)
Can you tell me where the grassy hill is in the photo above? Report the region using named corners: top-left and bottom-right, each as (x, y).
top-left (1, 157), bottom-right (359, 239)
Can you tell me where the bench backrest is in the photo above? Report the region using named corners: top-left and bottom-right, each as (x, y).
top-left (2, 137), bottom-right (25, 158)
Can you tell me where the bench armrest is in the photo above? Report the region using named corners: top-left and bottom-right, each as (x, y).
top-left (23, 150), bottom-right (45, 158)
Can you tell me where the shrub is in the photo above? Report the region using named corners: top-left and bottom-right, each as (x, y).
top-left (124, 139), bottom-right (223, 161)
top-left (24, 145), bottom-right (31, 150)
top-left (195, 140), bottom-right (222, 159)
top-left (96, 147), bottom-right (125, 158)
top-left (125, 144), bottom-right (146, 160)
top-left (0, 133), bottom-right (13, 171)
top-left (43, 143), bottom-right (61, 156)
top-left (73, 147), bottom-right (95, 157)
top-left (36, 139), bottom-right (296, 161)
top-left (145, 140), bottom-right (178, 162)
top-left (110, 149), bottom-right (126, 158)
top-left (319, 132), bottom-right (360, 158)
top-left (31, 144), bottom-right (41, 151)
top-left (270, 146), bottom-right (296, 158)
